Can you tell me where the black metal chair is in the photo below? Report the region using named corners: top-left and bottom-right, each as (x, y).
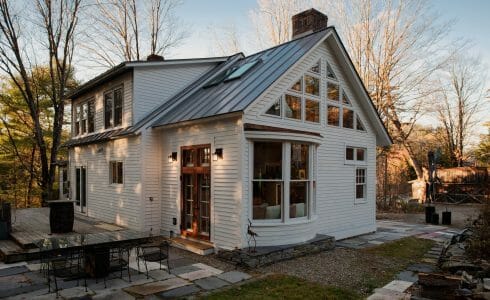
top-left (136, 239), bottom-right (170, 279)
top-left (110, 244), bottom-right (132, 282)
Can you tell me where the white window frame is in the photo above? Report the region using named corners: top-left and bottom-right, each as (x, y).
top-left (104, 85), bottom-right (124, 129)
top-left (344, 145), bottom-right (367, 166)
top-left (355, 167), bottom-right (367, 203)
top-left (74, 98), bottom-right (95, 136)
top-left (250, 140), bottom-right (316, 224)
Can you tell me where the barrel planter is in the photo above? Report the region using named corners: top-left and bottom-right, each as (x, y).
top-left (431, 213), bottom-right (439, 225)
top-left (425, 206), bottom-right (435, 223)
top-left (48, 200), bottom-right (75, 233)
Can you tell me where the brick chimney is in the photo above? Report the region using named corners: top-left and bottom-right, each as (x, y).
top-left (292, 9), bottom-right (328, 39)
top-left (146, 54), bottom-right (164, 61)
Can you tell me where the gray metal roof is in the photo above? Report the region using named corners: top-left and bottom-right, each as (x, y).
top-left (151, 28), bottom-right (332, 127)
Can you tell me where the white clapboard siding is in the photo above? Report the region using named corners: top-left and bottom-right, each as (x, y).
top-left (69, 135), bottom-right (143, 229)
top-left (132, 63), bottom-right (215, 123)
top-left (160, 116), bottom-right (244, 250)
top-left (242, 38), bottom-right (377, 245)
top-left (71, 73), bottom-right (133, 137)
top-left (140, 128), bottom-right (163, 232)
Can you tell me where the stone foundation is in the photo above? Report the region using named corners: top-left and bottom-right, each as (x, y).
top-left (217, 234), bottom-right (335, 268)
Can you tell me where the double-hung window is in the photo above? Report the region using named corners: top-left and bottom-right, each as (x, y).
top-left (110, 161), bottom-right (123, 184)
top-left (345, 146), bottom-right (367, 203)
top-left (104, 86), bottom-right (123, 129)
top-left (74, 99), bottom-right (95, 136)
top-left (252, 141), bottom-right (315, 221)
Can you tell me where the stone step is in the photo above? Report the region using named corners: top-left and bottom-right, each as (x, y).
top-left (171, 237), bottom-right (214, 256)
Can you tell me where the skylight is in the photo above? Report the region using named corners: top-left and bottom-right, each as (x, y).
top-left (203, 67), bottom-right (236, 88)
top-left (224, 59), bottom-right (261, 82)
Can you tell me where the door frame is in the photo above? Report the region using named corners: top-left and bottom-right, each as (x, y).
top-left (74, 165), bottom-right (87, 214)
top-left (180, 144), bottom-right (211, 241)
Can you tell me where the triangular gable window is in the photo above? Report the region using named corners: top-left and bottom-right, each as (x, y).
top-left (356, 116), bottom-right (366, 131)
top-left (289, 77), bottom-right (302, 92)
top-left (326, 63), bottom-right (337, 80)
top-left (266, 97), bottom-right (281, 116)
top-left (342, 90), bottom-right (351, 106)
top-left (309, 60), bottom-right (320, 74)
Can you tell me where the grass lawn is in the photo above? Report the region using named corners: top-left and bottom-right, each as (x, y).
top-left (359, 236), bottom-right (435, 292)
top-left (204, 237), bottom-right (434, 299)
top-left (203, 274), bottom-right (361, 300)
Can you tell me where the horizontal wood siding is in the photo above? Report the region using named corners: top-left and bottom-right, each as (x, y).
top-left (71, 72), bottom-right (133, 137)
top-left (160, 117), bottom-right (243, 250)
top-left (141, 129), bottom-right (162, 232)
top-left (133, 63), bottom-right (215, 123)
top-left (69, 135), bottom-right (142, 229)
top-left (243, 39), bottom-right (377, 244)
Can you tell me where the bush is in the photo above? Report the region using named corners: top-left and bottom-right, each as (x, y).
top-left (467, 201), bottom-right (490, 260)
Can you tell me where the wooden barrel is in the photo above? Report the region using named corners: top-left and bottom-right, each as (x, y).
top-left (48, 201), bottom-right (74, 233)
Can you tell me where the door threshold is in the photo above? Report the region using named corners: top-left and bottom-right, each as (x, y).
top-left (171, 236), bottom-right (214, 256)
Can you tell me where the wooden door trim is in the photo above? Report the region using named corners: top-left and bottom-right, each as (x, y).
top-left (180, 144), bottom-right (211, 241)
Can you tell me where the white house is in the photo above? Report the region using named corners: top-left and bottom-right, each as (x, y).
top-left (64, 9), bottom-right (391, 251)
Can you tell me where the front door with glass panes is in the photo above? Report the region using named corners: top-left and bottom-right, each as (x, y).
top-left (181, 145), bottom-right (211, 240)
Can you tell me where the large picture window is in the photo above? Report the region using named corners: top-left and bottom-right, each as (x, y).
top-left (252, 142), bottom-right (283, 220)
top-left (252, 141), bottom-right (314, 221)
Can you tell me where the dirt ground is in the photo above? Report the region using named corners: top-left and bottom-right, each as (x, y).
top-left (377, 203), bottom-right (484, 229)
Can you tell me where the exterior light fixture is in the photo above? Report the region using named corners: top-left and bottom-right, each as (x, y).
top-left (168, 152), bottom-right (177, 163)
top-left (213, 148), bottom-right (223, 161)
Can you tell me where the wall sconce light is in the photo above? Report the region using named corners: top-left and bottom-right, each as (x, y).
top-left (213, 148), bottom-right (223, 161)
top-left (168, 152), bottom-right (177, 163)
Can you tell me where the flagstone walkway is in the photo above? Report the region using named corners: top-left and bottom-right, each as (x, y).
top-left (0, 249), bottom-right (251, 299)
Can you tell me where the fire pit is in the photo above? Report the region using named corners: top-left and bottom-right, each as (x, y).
top-left (47, 200), bottom-right (75, 233)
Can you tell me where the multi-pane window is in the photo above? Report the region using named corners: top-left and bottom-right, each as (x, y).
top-left (265, 62), bottom-right (320, 123)
top-left (74, 99), bottom-right (95, 136)
top-left (345, 146), bottom-right (366, 162)
top-left (327, 82), bottom-right (339, 101)
top-left (252, 141), bottom-right (314, 221)
top-left (110, 161), bottom-right (123, 184)
top-left (343, 108), bottom-right (354, 129)
top-left (327, 105), bottom-right (340, 126)
top-left (290, 143), bottom-right (309, 218)
top-left (104, 86), bottom-right (123, 129)
top-left (356, 168), bottom-right (366, 200)
top-left (252, 142), bottom-right (283, 220)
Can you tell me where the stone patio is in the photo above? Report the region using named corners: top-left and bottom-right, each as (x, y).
top-left (0, 248), bottom-right (251, 299)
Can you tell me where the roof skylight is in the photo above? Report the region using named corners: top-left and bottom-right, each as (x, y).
top-left (224, 59), bottom-right (261, 82)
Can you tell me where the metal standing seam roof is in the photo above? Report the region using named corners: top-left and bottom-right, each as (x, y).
top-left (151, 28), bottom-right (333, 127)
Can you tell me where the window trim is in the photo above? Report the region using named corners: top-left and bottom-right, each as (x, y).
top-left (249, 140), bottom-right (316, 224)
top-left (109, 160), bottom-right (124, 185)
top-left (345, 145), bottom-right (367, 165)
top-left (74, 97), bottom-right (95, 136)
top-left (103, 84), bottom-right (124, 129)
top-left (355, 167), bottom-right (367, 204)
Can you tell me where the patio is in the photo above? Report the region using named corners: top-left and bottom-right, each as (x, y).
top-left (0, 208), bottom-right (124, 263)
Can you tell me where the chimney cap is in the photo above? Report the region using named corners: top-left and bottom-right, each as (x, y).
top-left (147, 54), bottom-right (164, 61)
top-left (292, 8), bottom-right (328, 40)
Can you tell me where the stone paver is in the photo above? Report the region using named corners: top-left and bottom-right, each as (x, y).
top-left (367, 287), bottom-right (410, 300)
top-left (170, 265), bottom-right (200, 275)
top-left (92, 289), bottom-right (136, 300)
top-left (148, 269), bottom-right (175, 281)
top-left (0, 266), bottom-right (29, 277)
top-left (178, 268), bottom-right (222, 281)
top-left (396, 271), bottom-right (418, 283)
top-left (157, 284), bottom-right (201, 299)
top-left (0, 262), bottom-right (27, 270)
top-left (194, 276), bottom-right (229, 291)
top-left (124, 277), bottom-right (190, 296)
top-left (406, 263), bottom-right (437, 273)
top-left (58, 286), bottom-right (95, 299)
top-left (383, 280), bottom-right (414, 292)
top-left (217, 271), bottom-right (251, 283)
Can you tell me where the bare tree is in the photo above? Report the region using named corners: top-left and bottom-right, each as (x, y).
top-left (249, 0), bottom-right (310, 49)
top-left (435, 54), bottom-right (486, 166)
top-left (209, 23), bottom-right (243, 56)
top-left (315, 0), bottom-right (457, 182)
top-left (0, 0), bottom-right (80, 204)
top-left (84, 0), bottom-right (186, 67)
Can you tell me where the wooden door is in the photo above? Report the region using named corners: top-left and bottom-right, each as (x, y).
top-left (181, 145), bottom-right (211, 240)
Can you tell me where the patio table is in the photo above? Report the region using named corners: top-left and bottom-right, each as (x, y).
top-left (34, 230), bottom-right (154, 278)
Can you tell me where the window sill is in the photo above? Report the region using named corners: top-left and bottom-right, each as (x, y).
top-left (354, 199), bottom-right (367, 205)
top-left (251, 215), bottom-right (318, 227)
